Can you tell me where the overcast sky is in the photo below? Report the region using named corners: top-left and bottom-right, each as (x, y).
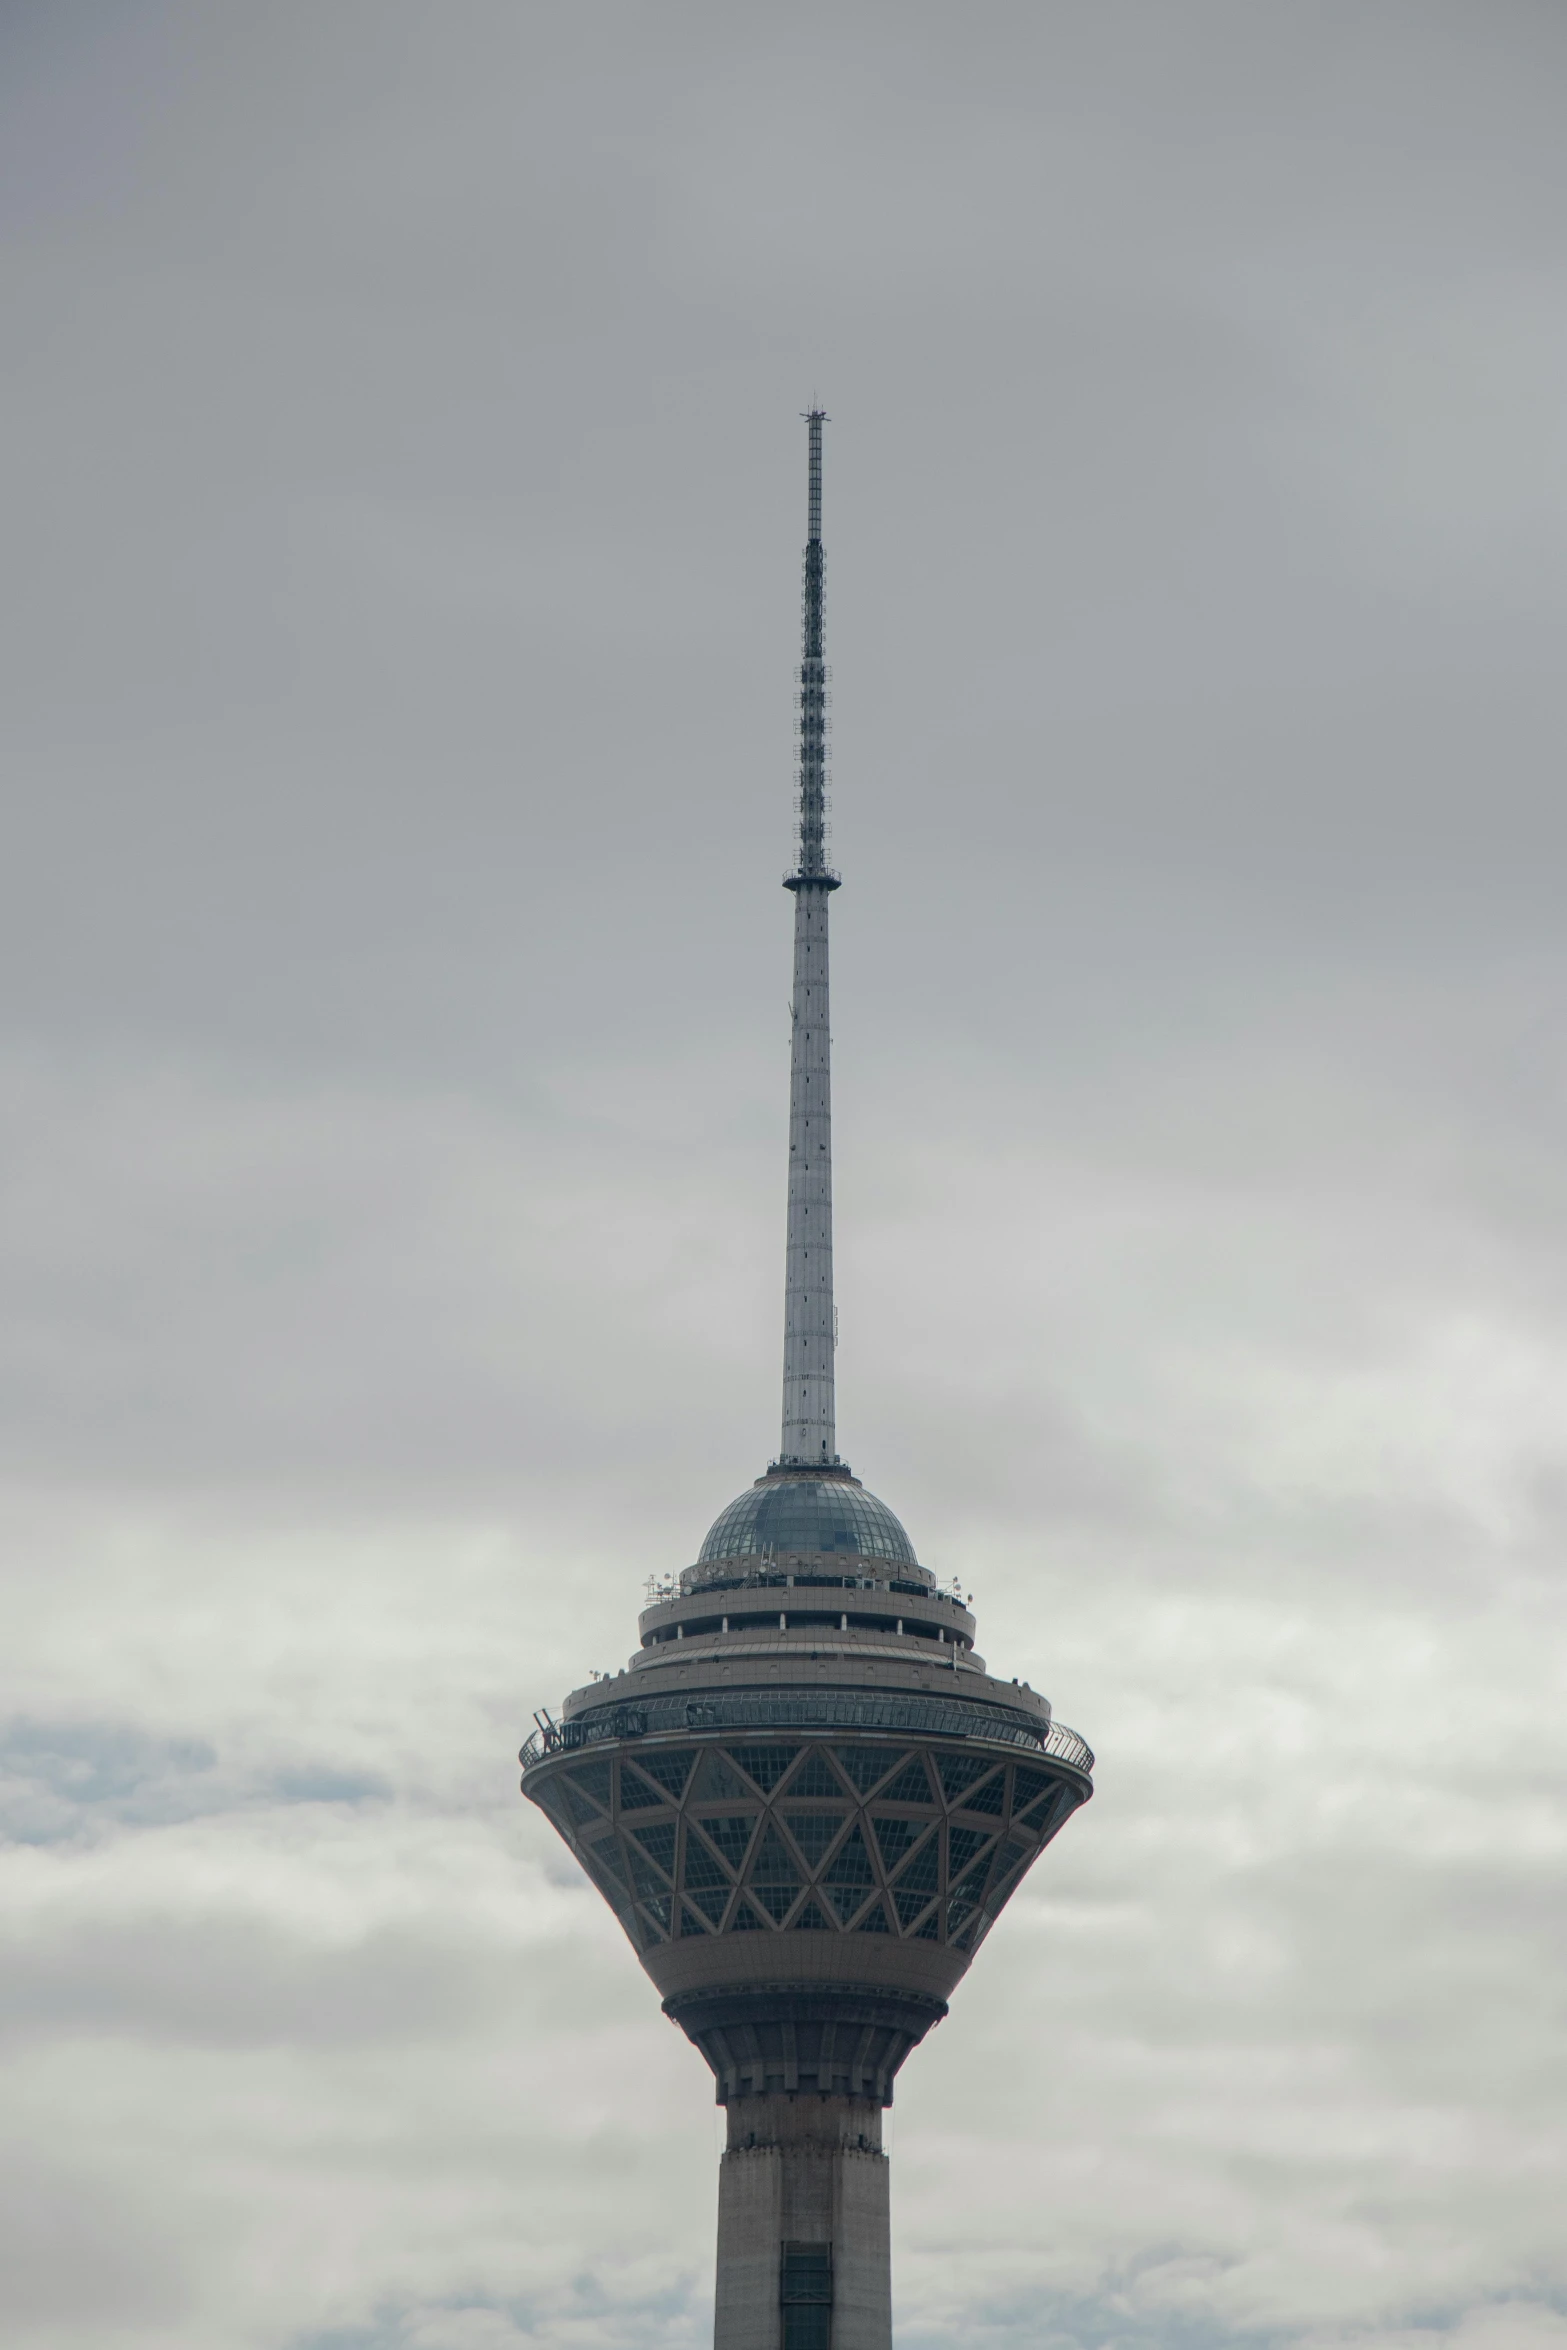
top-left (3, 6), bottom-right (1567, 2349)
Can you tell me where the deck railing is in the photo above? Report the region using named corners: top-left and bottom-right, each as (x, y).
top-left (518, 1695), bottom-right (1093, 1778)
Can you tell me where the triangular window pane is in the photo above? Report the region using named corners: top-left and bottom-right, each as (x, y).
top-left (697, 1814), bottom-right (756, 1870)
top-left (691, 1751), bottom-right (749, 1802)
top-left (946, 1884), bottom-right (982, 1934)
top-left (794, 1901), bottom-right (832, 1931)
top-left (1016, 1788), bottom-right (1065, 1833)
top-left (823, 1882), bottom-right (871, 1925)
top-left (785, 1751), bottom-right (844, 1798)
top-left (628, 1822), bottom-right (677, 1877)
top-left (528, 1782), bottom-right (571, 1830)
top-left (878, 1759), bottom-right (934, 1805)
top-left (1012, 1766), bottom-right (1054, 1812)
top-left (872, 1817), bottom-right (921, 1870)
top-left (783, 1813), bottom-right (846, 1871)
top-left (686, 1881), bottom-right (731, 1927)
top-left (947, 1826), bottom-right (993, 1877)
top-left (893, 1836), bottom-right (940, 1897)
top-left (727, 1745), bottom-right (800, 1794)
top-left (959, 1770), bottom-right (1006, 1817)
top-left (750, 1824), bottom-right (799, 1884)
top-left (894, 1885), bottom-right (936, 1929)
top-left (936, 1753), bottom-right (990, 1801)
top-left (822, 1825), bottom-right (876, 1891)
top-left (628, 1850), bottom-right (668, 1901)
top-left (586, 1834), bottom-right (629, 1889)
top-left (635, 1750), bottom-right (696, 1801)
top-left (855, 1900), bottom-right (891, 1934)
top-left (913, 1910), bottom-right (940, 1941)
top-left (832, 1746), bottom-right (908, 1795)
top-left (992, 1833), bottom-right (1031, 1885)
top-left (679, 1902), bottom-right (710, 1936)
top-left (682, 1838), bottom-right (730, 1892)
top-left (728, 1897), bottom-right (767, 1931)
top-left (566, 1761), bottom-right (613, 1810)
top-left (640, 1892), bottom-right (673, 1936)
top-left (752, 1877), bottom-right (801, 1924)
top-left (618, 1769), bottom-right (665, 1810)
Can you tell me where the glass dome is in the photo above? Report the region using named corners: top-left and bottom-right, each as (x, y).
top-left (697, 1476), bottom-right (918, 1568)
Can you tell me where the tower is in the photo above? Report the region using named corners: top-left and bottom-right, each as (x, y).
top-left (520, 415), bottom-right (1093, 2350)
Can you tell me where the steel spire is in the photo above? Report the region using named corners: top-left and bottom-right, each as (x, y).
top-left (780, 409), bottom-right (840, 1468)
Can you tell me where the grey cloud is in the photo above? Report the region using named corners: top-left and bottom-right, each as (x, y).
top-left (3, 2), bottom-right (1566, 2347)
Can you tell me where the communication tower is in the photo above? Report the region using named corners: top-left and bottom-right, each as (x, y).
top-left (520, 415), bottom-right (1093, 2350)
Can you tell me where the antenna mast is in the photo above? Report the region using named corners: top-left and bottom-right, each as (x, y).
top-left (779, 411), bottom-right (841, 1468)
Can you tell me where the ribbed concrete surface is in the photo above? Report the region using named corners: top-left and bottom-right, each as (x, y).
top-left (714, 2096), bottom-right (890, 2350)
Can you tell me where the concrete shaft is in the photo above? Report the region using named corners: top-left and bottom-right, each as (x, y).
top-left (782, 874), bottom-right (836, 1467)
top-left (715, 2095), bottom-right (889, 2350)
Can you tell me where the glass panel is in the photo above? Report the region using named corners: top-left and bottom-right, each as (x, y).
top-left (679, 1902), bottom-right (710, 1936)
top-left (697, 1814), bottom-right (757, 1870)
top-left (823, 1882), bottom-right (870, 1925)
top-left (894, 1885), bottom-right (936, 1929)
top-left (958, 1770), bottom-right (1006, 1817)
top-left (783, 1813), bottom-right (847, 1871)
top-left (618, 1768), bottom-right (666, 1810)
top-left (1012, 1765), bottom-right (1055, 1810)
top-left (628, 1823), bottom-right (676, 1877)
top-left (893, 1836), bottom-right (940, 1897)
top-left (752, 1878), bottom-right (802, 1924)
top-left (794, 1900), bottom-right (832, 1931)
top-left (585, 1834), bottom-right (629, 1888)
top-left (781, 2244), bottom-right (833, 2302)
top-left (832, 1746), bottom-right (908, 1794)
top-left (1016, 1787), bottom-right (1065, 1832)
top-left (565, 1689), bottom-right (1065, 1759)
top-left (635, 1749), bottom-right (697, 1800)
top-left (821, 1824), bottom-right (876, 1892)
top-left (871, 1817), bottom-right (920, 1870)
top-left (628, 1850), bottom-right (668, 1901)
top-left (727, 1745), bottom-right (800, 1794)
top-left (785, 1750), bottom-right (845, 1797)
top-left (686, 1881), bottom-right (730, 1926)
top-left (947, 1825), bottom-right (993, 1877)
top-left (783, 2303), bottom-right (832, 2349)
top-left (727, 1896), bottom-right (768, 1930)
top-left (699, 1475), bottom-right (917, 1566)
top-left (878, 1758), bottom-right (935, 1805)
top-left (913, 1909), bottom-right (940, 1940)
top-left (692, 1751), bottom-right (750, 1801)
top-left (936, 1752), bottom-right (991, 1801)
top-left (855, 1900), bottom-right (891, 1933)
top-left (565, 1761), bottom-right (613, 1809)
top-left (681, 1838), bottom-right (729, 1891)
top-left (640, 1892), bottom-right (672, 1936)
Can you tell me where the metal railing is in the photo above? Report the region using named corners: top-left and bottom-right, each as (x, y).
top-left (518, 1693), bottom-right (1093, 1777)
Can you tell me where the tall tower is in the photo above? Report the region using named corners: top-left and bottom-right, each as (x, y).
top-left (520, 416), bottom-right (1093, 2350)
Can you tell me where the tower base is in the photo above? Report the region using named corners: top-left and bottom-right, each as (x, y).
top-left (716, 2095), bottom-right (890, 2350)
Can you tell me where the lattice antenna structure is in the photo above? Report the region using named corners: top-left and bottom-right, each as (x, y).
top-left (779, 412), bottom-right (841, 1470)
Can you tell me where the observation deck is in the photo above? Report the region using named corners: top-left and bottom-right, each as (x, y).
top-left (521, 1464), bottom-right (1093, 2078)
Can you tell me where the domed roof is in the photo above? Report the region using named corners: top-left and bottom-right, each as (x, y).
top-left (698, 1474), bottom-right (918, 1568)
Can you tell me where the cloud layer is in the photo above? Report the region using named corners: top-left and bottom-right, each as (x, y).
top-left (2, 5), bottom-right (1565, 2346)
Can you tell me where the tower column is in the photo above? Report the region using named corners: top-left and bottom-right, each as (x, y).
top-left (715, 2096), bottom-right (890, 2350)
